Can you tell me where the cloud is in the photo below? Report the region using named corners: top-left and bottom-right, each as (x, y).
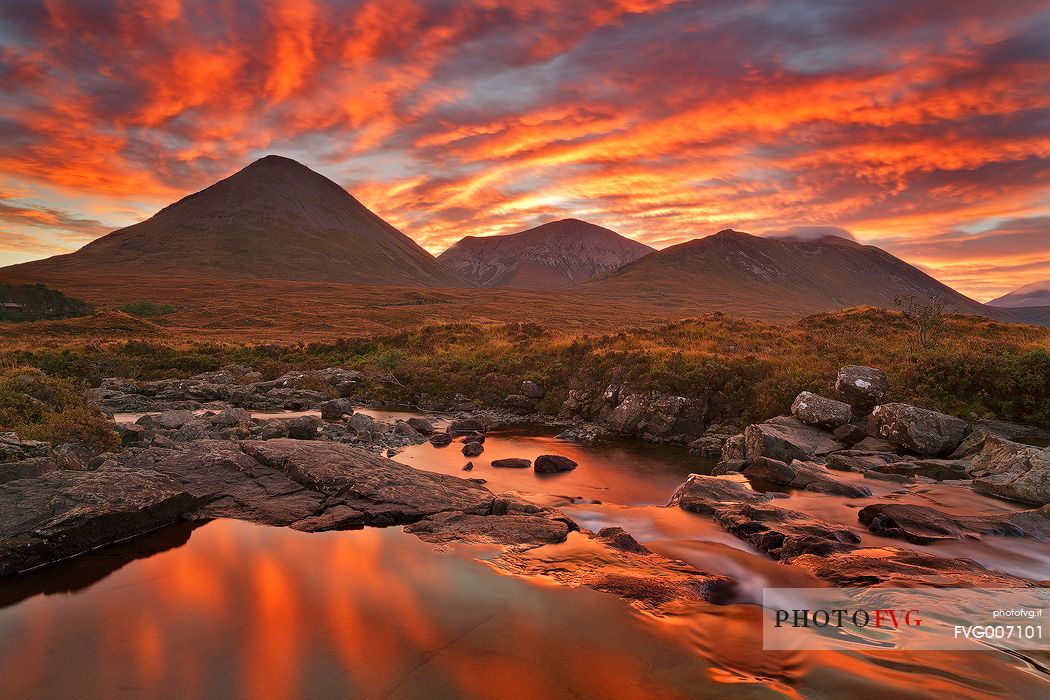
top-left (0, 0), bottom-right (1046, 300)
top-left (0, 197), bottom-right (112, 240)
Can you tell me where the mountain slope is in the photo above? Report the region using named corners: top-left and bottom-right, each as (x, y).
top-left (989, 279), bottom-right (1050, 308)
top-left (1, 155), bottom-right (468, 287)
top-left (580, 229), bottom-right (1015, 321)
top-left (438, 218), bottom-right (653, 289)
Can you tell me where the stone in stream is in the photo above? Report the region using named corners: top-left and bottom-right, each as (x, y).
top-left (137, 409), bottom-right (196, 430)
top-left (462, 462), bottom-right (473, 471)
top-left (790, 391), bottom-right (852, 429)
top-left (967, 435), bottom-right (1050, 505)
top-left (870, 403), bottom-right (968, 457)
top-left (405, 417), bottom-right (435, 435)
top-left (491, 458), bottom-right (532, 469)
top-left (286, 415), bottom-right (322, 440)
top-left (667, 474), bottom-right (772, 514)
top-left (462, 441), bottom-right (485, 457)
top-left (874, 458), bottom-right (969, 481)
top-left (834, 365), bottom-right (889, 415)
top-left (743, 417), bottom-right (845, 463)
top-left (791, 548), bottom-right (1038, 588)
top-left (712, 502), bottom-right (862, 560)
top-left (347, 412), bottom-right (375, 432)
top-left (319, 398), bottom-right (354, 421)
top-left (719, 457), bottom-right (872, 498)
top-left (447, 418), bottom-right (487, 436)
top-left (824, 450), bottom-right (899, 472)
top-left (534, 454), bottom-right (578, 473)
top-left (429, 433), bottom-right (454, 447)
top-left (405, 494), bottom-right (573, 547)
top-left (858, 503), bottom-right (1050, 544)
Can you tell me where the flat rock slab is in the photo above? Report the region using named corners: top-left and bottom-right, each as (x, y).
top-left (744, 417), bottom-right (845, 462)
top-left (713, 502), bottom-right (861, 560)
top-left (726, 457), bottom-right (871, 497)
top-left (871, 403), bottom-right (968, 457)
top-left (791, 548), bottom-right (1038, 588)
top-left (667, 474), bottom-right (772, 514)
top-left (859, 503), bottom-right (1050, 544)
top-left (967, 435), bottom-right (1050, 506)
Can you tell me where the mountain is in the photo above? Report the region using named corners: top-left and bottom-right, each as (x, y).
top-left (437, 218), bottom-right (653, 289)
top-left (988, 279), bottom-right (1050, 308)
top-left (579, 229), bottom-right (1014, 321)
top-left (1, 155), bottom-right (467, 287)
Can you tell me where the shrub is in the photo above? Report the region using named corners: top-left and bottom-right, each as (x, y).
top-left (0, 367), bottom-right (119, 451)
top-left (121, 301), bottom-right (177, 318)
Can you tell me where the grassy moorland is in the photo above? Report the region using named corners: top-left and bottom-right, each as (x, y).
top-left (3, 307), bottom-right (1049, 432)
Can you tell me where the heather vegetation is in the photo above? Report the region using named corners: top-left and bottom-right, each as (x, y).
top-left (4, 308), bottom-right (1049, 429)
top-left (0, 367), bottom-right (119, 451)
top-left (0, 283), bottom-right (91, 322)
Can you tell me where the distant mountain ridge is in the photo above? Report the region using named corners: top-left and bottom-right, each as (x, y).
top-left (438, 218), bottom-right (653, 289)
top-left (989, 279), bottom-right (1050, 308)
top-left (1, 155), bottom-right (468, 287)
top-left (580, 229), bottom-right (1015, 321)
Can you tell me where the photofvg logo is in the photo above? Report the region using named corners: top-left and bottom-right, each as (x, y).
top-left (762, 588), bottom-right (1050, 651)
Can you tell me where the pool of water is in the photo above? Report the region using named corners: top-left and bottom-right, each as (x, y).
top-left (2, 422), bottom-right (1049, 698)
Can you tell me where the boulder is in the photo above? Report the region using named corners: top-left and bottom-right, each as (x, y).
top-left (791, 391), bottom-right (852, 429)
top-left (743, 418), bottom-right (845, 462)
top-left (730, 457), bottom-right (871, 497)
top-left (319, 398), bottom-right (354, 421)
top-left (406, 417), bottom-right (435, 435)
top-left (286, 415), bottom-right (322, 440)
top-left (858, 503), bottom-right (1050, 544)
top-left (791, 548), bottom-right (1037, 588)
top-left (521, 380), bottom-right (546, 399)
top-left (870, 403), bottom-right (968, 457)
top-left (834, 365), bottom-right (889, 414)
top-left (462, 441), bottom-right (485, 457)
top-left (447, 418), bottom-right (487, 435)
top-left (210, 407), bottom-right (251, 428)
top-left (712, 502), bottom-right (861, 560)
top-left (347, 413), bottom-right (375, 432)
top-left (534, 454), bottom-right (577, 473)
top-left (825, 450), bottom-right (899, 472)
top-left (137, 409), bottom-right (197, 430)
top-left (967, 436), bottom-right (1050, 505)
top-left (874, 458), bottom-right (969, 481)
top-left (491, 458), bottom-right (532, 469)
top-left (606, 392), bottom-right (707, 441)
top-left (832, 423), bottom-right (867, 446)
top-left (667, 474), bottom-right (772, 514)
top-left (429, 433), bottom-right (454, 447)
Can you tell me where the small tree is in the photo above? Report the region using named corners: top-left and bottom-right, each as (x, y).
top-left (895, 294), bottom-right (949, 349)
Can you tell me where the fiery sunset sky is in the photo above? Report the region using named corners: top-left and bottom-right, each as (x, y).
top-left (1, 0), bottom-right (1049, 300)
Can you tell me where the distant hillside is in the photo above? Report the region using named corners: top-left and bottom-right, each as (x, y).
top-left (579, 229), bottom-right (1015, 321)
top-left (0, 283), bottom-right (90, 321)
top-left (989, 279), bottom-right (1050, 308)
top-left (438, 218), bottom-right (653, 289)
top-left (0, 155), bottom-right (468, 287)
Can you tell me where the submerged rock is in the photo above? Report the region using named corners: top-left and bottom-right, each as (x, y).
top-left (462, 441), bottom-right (485, 457)
top-left (491, 457), bottom-right (532, 469)
top-left (667, 474), bottom-right (772, 514)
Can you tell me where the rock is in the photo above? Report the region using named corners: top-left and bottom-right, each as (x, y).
top-left (594, 526), bottom-right (652, 554)
top-left (393, 421), bottom-right (423, 441)
top-left (286, 415), bottom-right (322, 440)
top-left (0, 468), bottom-right (196, 576)
top-left (875, 458), bottom-right (969, 481)
top-left (850, 436), bottom-right (906, 453)
top-left (729, 457), bottom-right (871, 497)
top-left (491, 458), bottom-right (532, 469)
top-left (459, 433), bottom-right (485, 444)
top-left (137, 409), bottom-right (197, 430)
top-left (319, 398), bottom-right (354, 420)
top-left (447, 418), bottom-right (487, 435)
top-left (667, 474), bottom-right (772, 514)
top-left (429, 433), bottom-right (454, 447)
top-left (791, 391), bottom-right (852, 429)
top-left (791, 548), bottom-right (1037, 588)
top-left (688, 436), bottom-right (724, 458)
top-left (743, 418), bottom-right (845, 462)
top-left (870, 403), bottom-right (968, 457)
top-left (521, 380), bottom-right (546, 399)
top-left (835, 365), bottom-right (889, 414)
top-left (406, 417), bottom-right (435, 435)
top-left (347, 413), bottom-right (375, 432)
top-left (832, 423), bottom-right (867, 446)
top-left (462, 462), bottom-right (473, 471)
top-left (462, 441), bottom-right (485, 457)
top-left (114, 422), bottom-right (146, 446)
top-left (210, 407), bottom-right (251, 428)
top-left (825, 450), bottom-right (899, 472)
top-left (858, 503), bottom-right (1050, 544)
top-left (534, 454), bottom-right (577, 473)
top-left (718, 433), bottom-right (746, 465)
top-left (501, 394), bottom-right (535, 411)
top-left (605, 392), bottom-right (707, 442)
top-left (712, 502), bottom-right (861, 560)
top-left (314, 368), bottom-right (364, 397)
top-left (967, 436), bottom-right (1050, 505)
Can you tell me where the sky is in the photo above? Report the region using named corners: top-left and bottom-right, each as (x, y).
top-left (1, 1), bottom-right (1048, 301)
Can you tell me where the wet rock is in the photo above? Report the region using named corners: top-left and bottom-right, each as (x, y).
top-left (462, 462), bottom-right (473, 471)
top-left (825, 450), bottom-right (899, 472)
top-left (713, 502), bottom-right (861, 560)
top-left (406, 417), bottom-right (435, 435)
top-left (832, 423), bottom-right (867, 446)
top-left (319, 398), bottom-right (354, 421)
top-left (594, 527), bottom-right (652, 555)
top-left (967, 435), bottom-right (1050, 505)
top-left (347, 413), bottom-right (375, 432)
top-left (534, 454), bottom-right (578, 473)
top-left (286, 415), bottom-right (322, 440)
top-left (667, 474), bottom-right (772, 514)
top-left (428, 433), bottom-right (453, 447)
top-left (728, 457), bottom-right (871, 497)
top-left (875, 458), bottom-right (969, 481)
top-left (209, 407), bottom-right (251, 428)
top-left (791, 548), bottom-right (1037, 588)
top-left (393, 420), bottom-right (423, 442)
top-left (137, 409), bottom-right (196, 430)
top-left (605, 392), bottom-right (707, 442)
top-left (0, 468), bottom-right (196, 576)
top-left (491, 458), bottom-right (532, 469)
top-left (835, 365), bottom-right (889, 414)
top-left (791, 391), bottom-right (852, 429)
top-left (447, 418), bottom-right (487, 435)
top-left (718, 433), bottom-right (746, 465)
top-left (743, 417), bottom-right (845, 462)
top-left (462, 441), bottom-right (485, 457)
top-left (870, 403), bottom-right (968, 457)
top-left (858, 503), bottom-right (1050, 544)
top-left (405, 495), bottom-right (574, 547)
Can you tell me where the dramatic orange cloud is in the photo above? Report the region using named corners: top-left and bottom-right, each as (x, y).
top-left (1, 0), bottom-right (1048, 299)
